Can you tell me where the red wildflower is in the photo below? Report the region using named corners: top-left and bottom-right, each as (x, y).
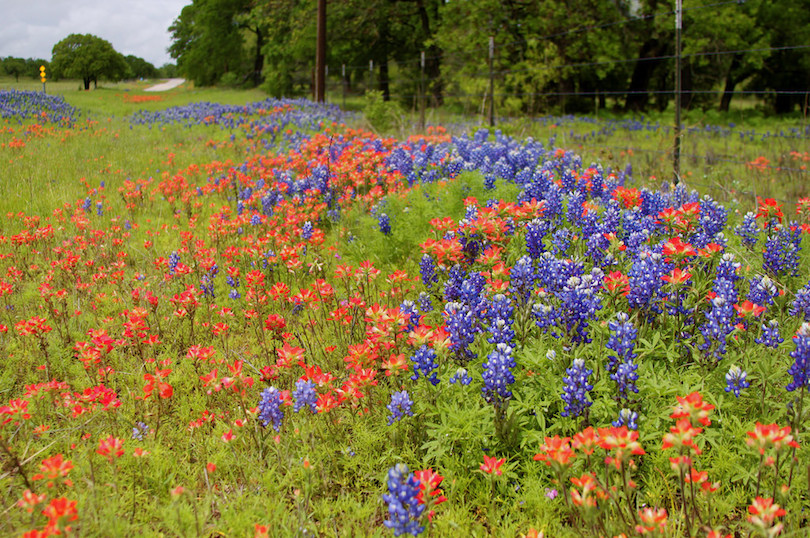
top-left (479, 455), bottom-right (505, 475)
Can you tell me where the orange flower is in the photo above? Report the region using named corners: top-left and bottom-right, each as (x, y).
top-left (533, 436), bottom-right (575, 468)
top-left (32, 454), bottom-right (73, 488)
top-left (96, 435), bottom-right (124, 462)
top-left (480, 455), bottom-right (505, 475)
top-left (635, 507), bottom-right (667, 535)
top-left (671, 391), bottom-right (714, 427)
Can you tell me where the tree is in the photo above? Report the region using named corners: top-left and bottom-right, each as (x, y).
top-left (50, 34), bottom-right (129, 90)
top-left (168, 0), bottom-right (257, 87)
top-left (124, 55), bottom-right (158, 79)
top-left (2, 57), bottom-right (27, 81)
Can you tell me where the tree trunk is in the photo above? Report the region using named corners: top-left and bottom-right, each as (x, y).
top-left (719, 55), bottom-right (742, 112)
top-left (624, 38), bottom-right (665, 112)
top-left (380, 57), bottom-right (390, 101)
top-left (415, 0), bottom-right (443, 106)
top-left (83, 77), bottom-right (91, 90)
top-left (253, 26), bottom-right (265, 87)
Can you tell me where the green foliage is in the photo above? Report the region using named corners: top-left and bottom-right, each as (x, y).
top-left (169, 0), bottom-right (267, 88)
top-left (2, 57), bottom-right (27, 82)
top-left (362, 90), bottom-right (401, 133)
top-left (124, 55), bottom-right (158, 80)
top-left (50, 34), bottom-right (129, 90)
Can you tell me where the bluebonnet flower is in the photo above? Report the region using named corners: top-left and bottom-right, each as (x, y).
top-left (301, 220), bottom-right (313, 239)
top-left (449, 367), bottom-right (472, 385)
top-left (485, 293), bottom-right (514, 344)
top-left (258, 387), bottom-right (284, 431)
top-left (550, 227), bottom-right (572, 256)
top-left (747, 275), bottom-right (779, 307)
top-left (410, 345), bottom-right (440, 385)
top-left (560, 358), bottom-right (593, 418)
top-left (459, 231), bottom-right (483, 264)
top-left (698, 290), bottom-right (735, 361)
top-left (786, 322), bottom-right (810, 393)
top-left (443, 301), bottom-right (477, 363)
top-left (168, 252), bottom-right (180, 274)
top-left (606, 313), bottom-right (638, 372)
top-left (131, 422), bottom-right (149, 440)
top-left (789, 281), bottom-right (810, 321)
top-left (532, 299), bottom-right (560, 337)
top-left (525, 218), bottom-right (548, 259)
top-left (544, 183), bottom-right (563, 220)
top-left (228, 288), bottom-right (241, 299)
top-left (420, 254), bottom-right (439, 289)
top-left (443, 264), bottom-right (466, 302)
top-left (250, 214), bottom-right (262, 226)
top-left (96, 201), bottom-right (103, 216)
top-left (725, 365), bottom-right (750, 397)
top-left (734, 212), bottom-right (760, 248)
top-left (382, 463), bottom-right (425, 536)
top-left (293, 379), bottom-right (318, 414)
top-left (82, 197), bottom-right (91, 211)
top-left (611, 360), bottom-right (639, 401)
top-left (481, 343), bottom-right (516, 406)
top-left (626, 249), bottom-right (668, 316)
top-left (387, 391), bottom-right (414, 425)
top-left (612, 409), bottom-right (639, 430)
top-left (417, 291), bottom-right (433, 313)
top-left (696, 195), bottom-right (728, 246)
top-left (756, 319), bottom-right (784, 348)
top-left (762, 224), bottom-right (801, 278)
top-left (400, 300), bottom-right (421, 332)
top-left (378, 213), bottom-right (392, 235)
top-left (715, 253), bottom-right (741, 285)
top-left (557, 270), bottom-right (603, 345)
top-left (584, 232), bottom-right (610, 268)
top-left (509, 255), bottom-right (535, 305)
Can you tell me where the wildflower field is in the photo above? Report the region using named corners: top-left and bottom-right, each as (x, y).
top-left (0, 84), bottom-right (809, 537)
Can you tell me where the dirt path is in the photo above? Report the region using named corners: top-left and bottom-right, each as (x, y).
top-left (144, 78), bottom-right (186, 92)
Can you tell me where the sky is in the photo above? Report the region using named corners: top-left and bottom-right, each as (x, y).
top-left (0, 0), bottom-right (190, 67)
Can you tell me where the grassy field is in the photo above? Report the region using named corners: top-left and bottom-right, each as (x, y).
top-left (1, 77), bottom-right (809, 537)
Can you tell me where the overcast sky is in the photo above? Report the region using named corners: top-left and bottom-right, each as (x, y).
top-left (0, 0), bottom-right (189, 66)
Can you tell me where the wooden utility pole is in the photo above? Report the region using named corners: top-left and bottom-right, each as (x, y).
top-left (673, 0), bottom-right (682, 185)
top-left (315, 0), bottom-right (326, 102)
top-left (488, 36), bottom-right (495, 127)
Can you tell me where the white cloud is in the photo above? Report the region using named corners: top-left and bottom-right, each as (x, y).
top-left (0, 0), bottom-right (189, 66)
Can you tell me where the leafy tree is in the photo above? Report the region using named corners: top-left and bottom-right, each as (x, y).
top-left (124, 55), bottom-right (158, 79)
top-left (158, 63), bottom-right (178, 78)
top-left (2, 57), bottom-right (27, 81)
top-left (50, 34), bottom-right (129, 90)
top-left (169, 0), bottom-right (264, 87)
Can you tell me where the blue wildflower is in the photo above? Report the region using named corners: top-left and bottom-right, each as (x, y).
top-left (292, 379), bottom-right (318, 414)
top-left (387, 390), bottom-right (414, 425)
top-left (382, 463), bottom-right (425, 536)
top-left (612, 408), bottom-right (639, 430)
top-left (561, 358), bottom-right (593, 419)
top-left (786, 323), bottom-right (810, 392)
top-left (724, 365), bottom-right (750, 397)
top-left (258, 387), bottom-right (284, 431)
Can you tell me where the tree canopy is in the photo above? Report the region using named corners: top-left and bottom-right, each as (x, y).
top-left (167, 0), bottom-right (810, 114)
top-left (50, 34), bottom-right (129, 90)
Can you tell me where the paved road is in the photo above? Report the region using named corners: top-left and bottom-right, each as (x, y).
top-left (144, 78), bottom-right (186, 92)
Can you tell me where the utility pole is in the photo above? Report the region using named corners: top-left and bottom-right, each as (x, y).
top-left (488, 36), bottom-right (495, 127)
top-left (315, 0), bottom-right (326, 102)
top-left (419, 51), bottom-right (426, 130)
top-left (673, 0), bottom-right (682, 185)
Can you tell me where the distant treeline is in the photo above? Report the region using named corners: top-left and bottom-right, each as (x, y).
top-left (1, 54), bottom-right (177, 83)
top-left (168, 0), bottom-right (810, 115)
